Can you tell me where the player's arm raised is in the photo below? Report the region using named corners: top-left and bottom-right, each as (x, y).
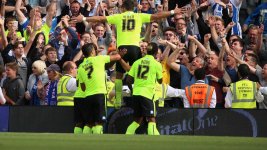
top-left (109, 52), bottom-right (121, 62)
top-left (151, 4), bottom-right (185, 21)
top-left (71, 14), bottom-right (107, 23)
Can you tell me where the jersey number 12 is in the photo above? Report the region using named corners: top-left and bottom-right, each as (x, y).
top-left (137, 65), bottom-right (149, 79)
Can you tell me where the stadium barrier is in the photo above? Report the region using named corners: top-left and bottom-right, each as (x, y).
top-left (0, 106), bottom-right (9, 132)
top-left (0, 106), bottom-right (267, 137)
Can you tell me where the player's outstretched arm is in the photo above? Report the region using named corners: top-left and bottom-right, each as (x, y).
top-left (110, 53), bottom-right (121, 62)
top-left (151, 4), bottom-right (185, 21)
top-left (71, 14), bottom-right (107, 23)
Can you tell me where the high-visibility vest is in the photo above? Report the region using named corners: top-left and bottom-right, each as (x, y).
top-left (185, 84), bottom-right (215, 108)
top-left (230, 80), bottom-right (257, 109)
top-left (106, 81), bottom-right (115, 107)
top-left (154, 83), bottom-right (167, 107)
top-left (57, 75), bottom-right (75, 106)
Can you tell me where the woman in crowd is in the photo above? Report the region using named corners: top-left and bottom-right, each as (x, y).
top-left (26, 32), bottom-right (46, 63)
top-left (25, 60), bottom-right (48, 105)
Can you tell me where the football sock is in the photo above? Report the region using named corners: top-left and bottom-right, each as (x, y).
top-left (83, 126), bottom-right (92, 134)
top-left (115, 79), bottom-right (123, 109)
top-left (74, 127), bottom-right (83, 134)
top-left (92, 125), bottom-right (103, 134)
top-left (148, 122), bottom-right (160, 135)
top-left (125, 121), bottom-right (140, 135)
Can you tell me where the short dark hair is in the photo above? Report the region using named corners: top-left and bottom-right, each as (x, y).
top-left (141, 39), bottom-right (149, 43)
top-left (82, 43), bottom-right (97, 57)
top-left (248, 25), bottom-right (259, 32)
top-left (0, 66), bottom-right (5, 75)
top-left (163, 27), bottom-right (176, 34)
top-left (94, 23), bottom-right (105, 30)
top-left (5, 16), bottom-right (16, 24)
top-left (194, 68), bottom-right (206, 80)
top-left (45, 47), bottom-right (57, 55)
top-left (121, 0), bottom-right (135, 11)
top-left (232, 38), bottom-right (244, 48)
top-left (6, 62), bottom-right (18, 73)
top-left (215, 17), bottom-right (225, 26)
top-left (238, 64), bottom-right (250, 78)
top-left (81, 31), bottom-right (91, 37)
top-left (247, 53), bottom-right (259, 64)
top-left (13, 41), bottom-right (24, 49)
top-left (229, 34), bottom-right (241, 41)
top-left (71, 0), bottom-right (80, 5)
top-left (147, 42), bottom-right (158, 56)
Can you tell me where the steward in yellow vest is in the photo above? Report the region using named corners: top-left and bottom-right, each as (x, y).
top-left (57, 61), bottom-right (78, 106)
top-left (229, 80), bottom-right (257, 108)
top-left (225, 64), bottom-right (263, 108)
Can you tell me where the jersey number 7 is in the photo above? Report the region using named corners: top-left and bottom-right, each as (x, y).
top-left (87, 66), bottom-right (94, 79)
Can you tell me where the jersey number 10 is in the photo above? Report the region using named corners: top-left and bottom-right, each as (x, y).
top-left (122, 19), bottom-right (135, 31)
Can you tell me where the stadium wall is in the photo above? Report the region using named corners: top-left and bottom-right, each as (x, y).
top-left (0, 106), bottom-right (267, 137)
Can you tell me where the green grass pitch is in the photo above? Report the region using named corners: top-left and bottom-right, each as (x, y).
top-left (0, 133), bottom-right (267, 150)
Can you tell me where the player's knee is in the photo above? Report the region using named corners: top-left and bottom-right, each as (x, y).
top-left (85, 123), bottom-right (94, 128)
top-left (147, 117), bottom-right (156, 123)
top-left (134, 117), bottom-right (143, 124)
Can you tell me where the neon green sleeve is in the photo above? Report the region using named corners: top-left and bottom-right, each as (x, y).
top-left (107, 15), bottom-right (118, 24)
top-left (140, 13), bottom-right (151, 23)
top-left (128, 62), bottom-right (136, 77)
